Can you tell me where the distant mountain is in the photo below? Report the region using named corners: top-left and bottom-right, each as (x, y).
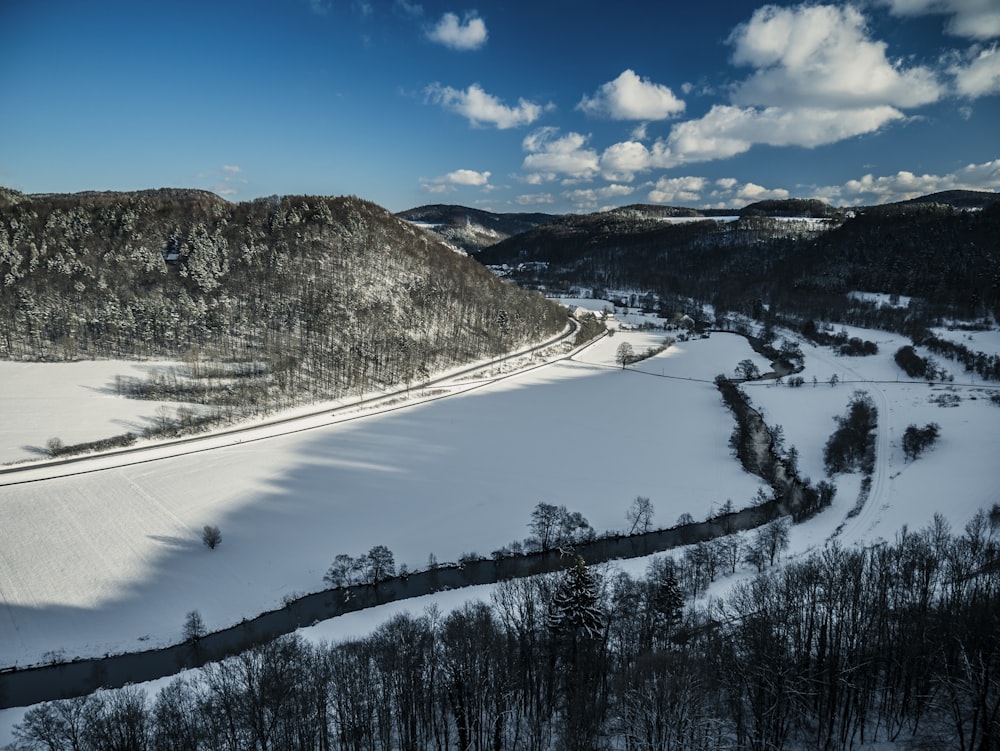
top-left (0, 188), bottom-right (566, 410)
top-left (896, 190), bottom-right (1000, 210)
top-left (396, 205), bottom-right (558, 253)
top-left (474, 191), bottom-right (1000, 325)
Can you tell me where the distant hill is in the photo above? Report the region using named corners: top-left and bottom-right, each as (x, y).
top-left (396, 204), bottom-right (558, 253)
top-left (740, 198), bottom-right (840, 218)
top-left (897, 190), bottom-right (1000, 210)
top-left (0, 188), bottom-right (566, 411)
top-left (474, 191), bottom-right (1000, 325)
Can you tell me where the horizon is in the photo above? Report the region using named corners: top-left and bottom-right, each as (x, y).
top-left (2, 0), bottom-right (999, 214)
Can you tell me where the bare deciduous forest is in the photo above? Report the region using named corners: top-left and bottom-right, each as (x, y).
top-left (9, 512), bottom-right (999, 751)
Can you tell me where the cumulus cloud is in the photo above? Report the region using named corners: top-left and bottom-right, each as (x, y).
top-left (587, 4), bottom-right (939, 175)
top-left (577, 69), bottom-right (685, 120)
top-left (729, 4), bottom-right (942, 109)
top-left (599, 140), bottom-right (655, 181)
top-left (663, 104), bottom-right (904, 164)
top-left (599, 103), bottom-right (905, 176)
top-left (425, 83), bottom-right (548, 128)
top-left (516, 193), bottom-right (555, 205)
top-left (648, 176), bottom-right (708, 204)
top-left (564, 184), bottom-right (635, 211)
top-left (951, 44), bottom-right (1000, 96)
top-left (879, 0), bottom-right (1000, 39)
top-left (815, 158), bottom-right (1000, 203)
top-left (735, 182), bottom-right (790, 201)
top-left (521, 127), bottom-right (600, 182)
top-left (427, 12), bottom-right (488, 50)
top-left (421, 169), bottom-right (492, 192)
top-left (644, 174), bottom-right (791, 207)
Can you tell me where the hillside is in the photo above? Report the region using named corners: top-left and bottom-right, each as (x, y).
top-left (396, 204), bottom-right (558, 253)
top-left (0, 188), bottom-right (567, 417)
top-left (476, 194), bottom-right (1000, 326)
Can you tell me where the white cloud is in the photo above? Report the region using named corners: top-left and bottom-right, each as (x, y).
top-left (648, 176), bottom-right (708, 204)
top-left (427, 12), bottom-right (488, 50)
top-left (521, 127), bottom-right (600, 182)
top-left (735, 182), bottom-right (790, 201)
top-left (425, 83), bottom-right (548, 128)
top-left (729, 4), bottom-right (942, 109)
top-left (951, 44), bottom-right (1000, 96)
top-left (577, 69), bottom-right (685, 120)
top-left (222, 165), bottom-right (241, 174)
top-left (815, 158), bottom-right (1000, 203)
top-left (879, 0), bottom-right (1000, 39)
top-left (420, 168), bottom-right (492, 192)
top-left (516, 193), bottom-right (555, 205)
top-left (650, 104), bottom-right (905, 168)
top-left (564, 184), bottom-right (635, 211)
top-left (589, 4), bottom-right (940, 173)
top-left (599, 140), bottom-right (653, 182)
top-left (643, 175), bottom-right (792, 207)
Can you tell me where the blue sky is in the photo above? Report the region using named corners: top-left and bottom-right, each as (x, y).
top-left (1, 0), bottom-right (998, 213)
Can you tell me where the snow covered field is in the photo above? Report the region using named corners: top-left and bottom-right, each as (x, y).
top-left (1, 311), bottom-right (998, 728)
top-left (0, 360), bottom-right (204, 466)
top-left (0, 327), bottom-right (773, 670)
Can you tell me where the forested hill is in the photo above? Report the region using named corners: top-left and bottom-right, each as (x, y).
top-left (0, 188), bottom-right (566, 404)
top-left (477, 197), bottom-right (1000, 324)
top-left (396, 204), bottom-right (558, 253)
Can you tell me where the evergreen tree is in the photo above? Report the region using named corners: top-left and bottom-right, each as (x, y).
top-left (547, 557), bottom-right (605, 640)
top-left (649, 560), bottom-right (684, 639)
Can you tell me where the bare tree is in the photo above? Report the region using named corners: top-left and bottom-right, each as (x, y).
top-left (626, 496), bottom-right (654, 534)
top-left (365, 545), bottom-right (396, 583)
top-left (615, 342), bottom-right (635, 369)
top-left (202, 525), bottom-right (222, 550)
top-left (183, 609), bottom-right (206, 641)
top-left (734, 359), bottom-right (760, 380)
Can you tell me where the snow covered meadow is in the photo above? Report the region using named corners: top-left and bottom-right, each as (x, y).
top-left (1, 302), bottom-right (998, 725)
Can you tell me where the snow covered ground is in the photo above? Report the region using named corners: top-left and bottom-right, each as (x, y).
top-left (0, 360), bottom-right (205, 466)
top-left (1, 313), bottom-right (998, 732)
top-left (0, 327), bottom-right (772, 670)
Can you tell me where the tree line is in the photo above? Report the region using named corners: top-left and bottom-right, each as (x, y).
top-left (9, 510), bottom-right (999, 751)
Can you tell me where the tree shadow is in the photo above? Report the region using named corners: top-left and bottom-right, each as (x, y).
top-left (20, 445), bottom-right (52, 457)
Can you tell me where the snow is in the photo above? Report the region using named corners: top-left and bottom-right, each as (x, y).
top-left (848, 290), bottom-right (913, 308)
top-left (930, 326), bottom-right (1000, 358)
top-left (0, 360), bottom-right (205, 466)
top-left (1, 317), bottom-right (998, 734)
top-left (0, 329), bottom-right (769, 670)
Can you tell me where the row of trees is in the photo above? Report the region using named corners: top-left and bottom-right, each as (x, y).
top-left (11, 511), bottom-right (999, 751)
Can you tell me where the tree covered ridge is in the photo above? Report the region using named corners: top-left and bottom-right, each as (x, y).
top-left (0, 188), bottom-right (566, 406)
top-left (479, 201), bottom-right (1000, 326)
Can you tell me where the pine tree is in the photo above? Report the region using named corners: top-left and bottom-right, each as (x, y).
top-left (650, 561), bottom-right (684, 637)
top-left (547, 557), bottom-right (605, 640)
